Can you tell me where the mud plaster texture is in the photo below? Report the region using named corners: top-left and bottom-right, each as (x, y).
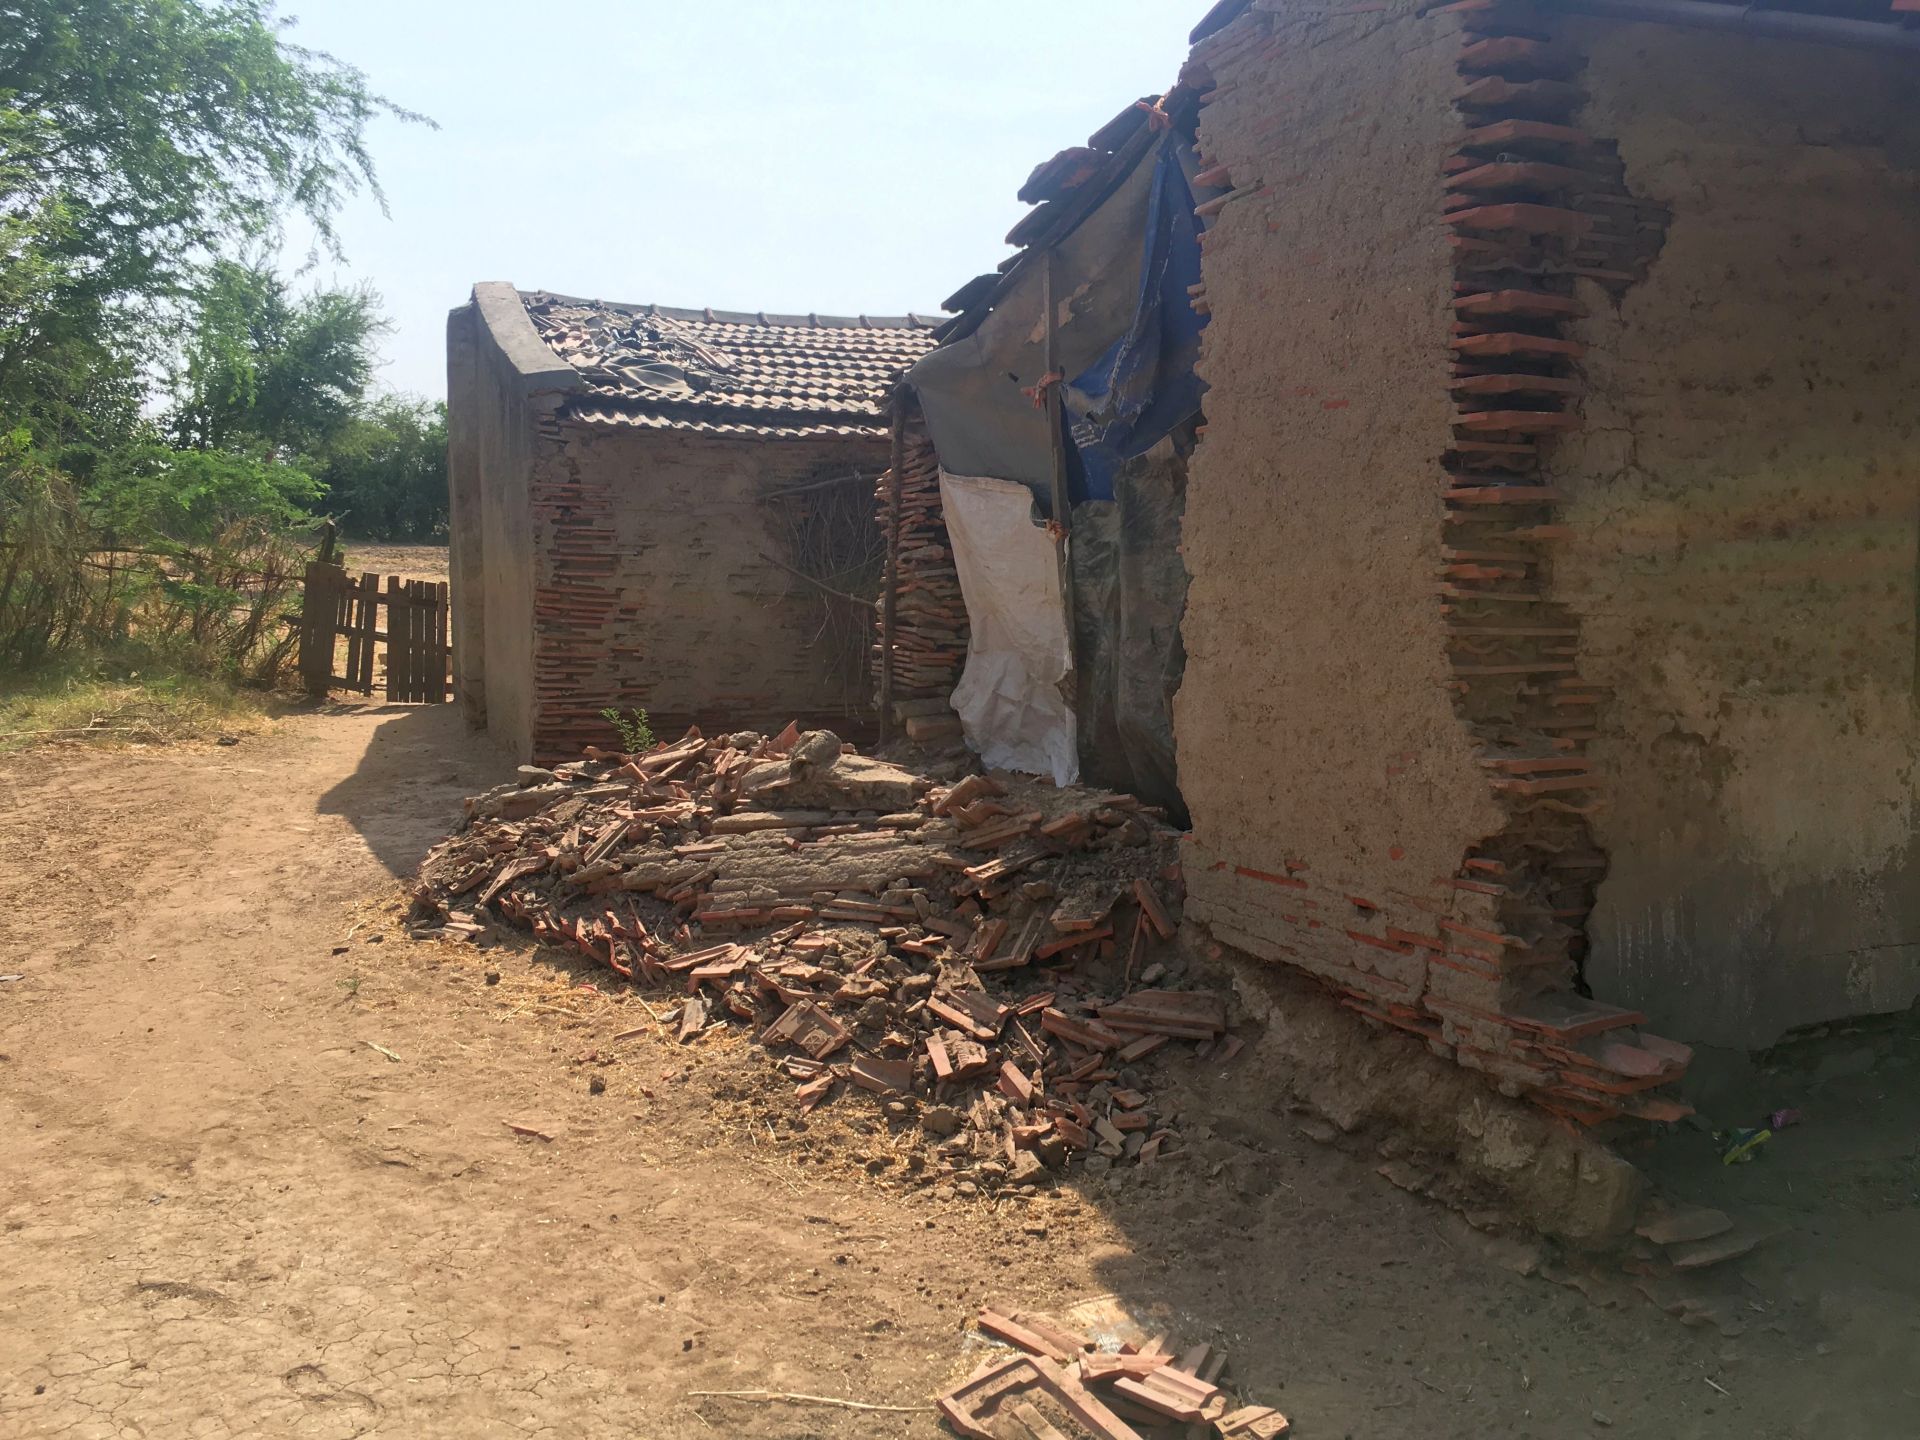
top-left (1177, 3), bottom-right (1504, 992)
top-left (1551, 23), bottom-right (1920, 1048)
top-left (526, 427), bottom-right (887, 760)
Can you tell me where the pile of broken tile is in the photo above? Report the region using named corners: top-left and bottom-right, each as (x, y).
top-left (941, 1306), bottom-right (1288, 1439)
top-left (415, 722), bottom-right (1235, 1188)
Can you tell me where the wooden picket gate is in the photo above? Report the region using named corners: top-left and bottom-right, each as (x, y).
top-left (298, 562), bottom-right (450, 703)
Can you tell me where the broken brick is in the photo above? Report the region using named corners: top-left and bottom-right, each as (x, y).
top-left (760, 999), bottom-right (851, 1060)
top-left (1040, 1007), bottom-right (1126, 1052)
top-left (851, 1054), bottom-right (914, 1094)
top-left (998, 1061), bottom-right (1036, 1106)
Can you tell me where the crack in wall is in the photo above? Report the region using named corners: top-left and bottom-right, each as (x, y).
top-left (1434, 0), bottom-right (1682, 1125)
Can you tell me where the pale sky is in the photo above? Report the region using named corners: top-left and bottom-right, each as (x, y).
top-left (280, 0), bottom-right (1207, 400)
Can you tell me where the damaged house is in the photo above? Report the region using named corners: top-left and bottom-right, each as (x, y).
top-left (440, 0), bottom-right (1917, 1135)
top-left (871, 0), bottom-right (1920, 1123)
top-left (446, 283), bottom-right (936, 760)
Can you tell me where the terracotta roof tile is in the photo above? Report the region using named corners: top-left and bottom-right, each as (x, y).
top-left (521, 291), bottom-right (939, 439)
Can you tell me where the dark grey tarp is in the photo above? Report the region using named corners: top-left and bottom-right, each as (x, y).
top-left (908, 146), bottom-right (1158, 500)
top-left (1070, 435), bottom-right (1190, 819)
top-left (909, 131), bottom-right (1202, 809)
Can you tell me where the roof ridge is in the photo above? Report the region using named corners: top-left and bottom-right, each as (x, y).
top-left (518, 289), bottom-right (939, 331)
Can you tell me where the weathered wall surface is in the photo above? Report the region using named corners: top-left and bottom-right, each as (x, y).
top-left (1553, 23), bottom-right (1920, 1046)
top-left (528, 427), bottom-right (889, 759)
top-left (1177, 3), bottom-right (1505, 999)
top-left (446, 306), bottom-right (545, 761)
top-left (445, 305), bottom-right (485, 727)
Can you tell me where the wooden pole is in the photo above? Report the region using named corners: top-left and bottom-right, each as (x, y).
top-left (435, 580), bottom-right (450, 703)
top-left (878, 393), bottom-right (907, 745)
top-left (299, 561), bottom-right (333, 698)
top-left (1042, 250), bottom-right (1078, 683)
top-left (356, 572), bottom-right (377, 693)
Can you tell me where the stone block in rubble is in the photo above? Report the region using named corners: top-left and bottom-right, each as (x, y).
top-left (702, 831), bottom-right (942, 898)
top-left (737, 744), bottom-right (927, 813)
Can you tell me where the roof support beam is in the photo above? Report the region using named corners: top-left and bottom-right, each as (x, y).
top-left (1556, 0), bottom-right (1920, 55)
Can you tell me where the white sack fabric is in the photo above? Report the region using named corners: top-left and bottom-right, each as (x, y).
top-left (939, 472), bottom-right (1079, 786)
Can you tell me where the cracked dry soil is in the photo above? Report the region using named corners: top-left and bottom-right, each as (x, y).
top-left (2, 702), bottom-right (1910, 1439)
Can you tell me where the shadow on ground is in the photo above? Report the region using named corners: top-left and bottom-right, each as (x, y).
top-left (313, 700), bottom-right (513, 879)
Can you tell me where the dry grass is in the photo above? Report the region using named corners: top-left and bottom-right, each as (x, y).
top-left (337, 541), bottom-right (449, 584)
top-left (0, 665), bottom-right (280, 754)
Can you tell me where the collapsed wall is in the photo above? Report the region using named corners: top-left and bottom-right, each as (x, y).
top-left (1178, 0), bottom-right (1692, 1126)
top-left (527, 425), bottom-right (888, 761)
top-left (1551, 18), bottom-right (1920, 1047)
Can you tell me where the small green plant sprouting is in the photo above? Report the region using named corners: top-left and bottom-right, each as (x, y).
top-left (600, 706), bottom-right (654, 753)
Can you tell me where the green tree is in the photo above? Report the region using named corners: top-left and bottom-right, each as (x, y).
top-left (315, 394), bottom-right (447, 540)
top-left (160, 262), bottom-right (450, 542)
top-left (90, 442), bottom-right (321, 545)
top-left (0, 0), bottom-right (425, 441)
top-left (0, 0), bottom-right (426, 679)
top-left (167, 257), bottom-right (385, 457)
top-left (0, 109), bottom-right (143, 461)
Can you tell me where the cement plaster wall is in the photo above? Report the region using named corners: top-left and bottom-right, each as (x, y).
top-left (446, 304), bottom-right (485, 727)
top-left (1552, 23), bottom-right (1920, 1046)
top-left (445, 285), bottom-right (572, 761)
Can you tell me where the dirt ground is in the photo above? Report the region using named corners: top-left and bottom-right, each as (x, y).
top-left (333, 542), bottom-right (449, 585)
top-left (2, 703), bottom-right (1915, 1439)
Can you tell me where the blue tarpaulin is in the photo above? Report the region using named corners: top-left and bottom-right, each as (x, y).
top-left (905, 129), bottom-right (1206, 811)
top-left (1063, 142), bottom-right (1209, 501)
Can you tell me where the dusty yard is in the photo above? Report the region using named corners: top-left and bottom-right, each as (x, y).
top-left (1, 704), bottom-right (1914, 1438)
top-left (334, 542), bottom-right (449, 585)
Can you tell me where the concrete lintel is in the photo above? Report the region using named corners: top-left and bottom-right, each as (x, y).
top-left (468, 282), bottom-right (579, 395)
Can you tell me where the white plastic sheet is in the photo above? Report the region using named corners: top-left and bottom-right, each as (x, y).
top-left (939, 472), bottom-right (1079, 786)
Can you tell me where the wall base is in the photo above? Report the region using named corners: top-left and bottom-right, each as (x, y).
top-left (1190, 925), bottom-right (1646, 1248)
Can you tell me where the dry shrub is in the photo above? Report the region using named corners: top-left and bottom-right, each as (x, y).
top-left (1, 446), bottom-right (310, 684)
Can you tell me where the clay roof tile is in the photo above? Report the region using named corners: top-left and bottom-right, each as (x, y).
top-left (518, 290), bottom-right (938, 439)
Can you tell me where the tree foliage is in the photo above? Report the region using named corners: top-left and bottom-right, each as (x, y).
top-left (0, 1), bottom-right (443, 681)
top-left (1, 0), bottom-right (426, 439)
top-left (316, 395), bottom-right (447, 541)
top-left (167, 257), bottom-right (385, 456)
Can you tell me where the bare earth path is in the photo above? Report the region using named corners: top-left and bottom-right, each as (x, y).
top-left (1, 705), bottom-right (1910, 1438)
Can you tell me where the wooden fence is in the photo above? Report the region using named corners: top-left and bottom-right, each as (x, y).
top-left (298, 563), bottom-right (450, 703)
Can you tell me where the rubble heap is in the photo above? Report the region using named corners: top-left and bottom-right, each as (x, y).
top-left (941, 1305), bottom-right (1288, 1439)
top-left (416, 723), bottom-right (1230, 1186)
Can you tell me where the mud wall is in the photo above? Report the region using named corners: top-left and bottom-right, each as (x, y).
top-left (1177, 3), bottom-right (1506, 1003)
top-left (527, 427), bottom-right (890, 760)
top-left (1551, 23), bottom-right (1920, 1047)
top-left (1176, 1), bottom-right (1706, 1129)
